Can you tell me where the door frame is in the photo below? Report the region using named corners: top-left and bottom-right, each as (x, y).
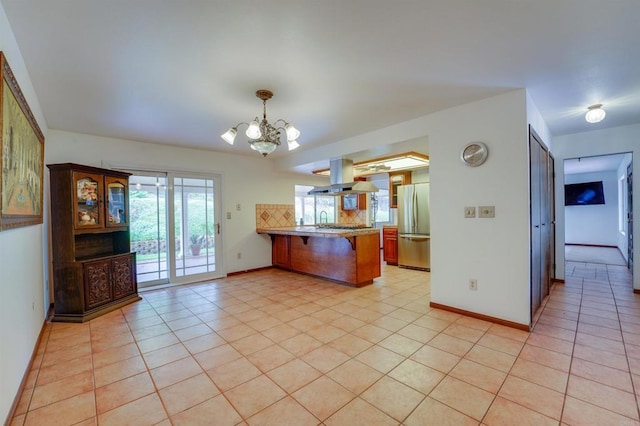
top-left (167, 172), bottom-right (224, 285)
top-left (628, 162), bottom-right (634, 270)
top-left (561, 152), bottom-right (634, 276)
top-left (123, 166), bottom-right (225, 288)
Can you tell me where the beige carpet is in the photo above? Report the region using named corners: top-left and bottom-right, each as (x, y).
top-left (565, 245), bottom-right (627, 266)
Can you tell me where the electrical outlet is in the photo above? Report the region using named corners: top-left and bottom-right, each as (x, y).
top-left (226, 212), bottom-right (231, 219)
top-left (464, 206), bottom-right (476, 218)
top-left (236, 203), bottom-right (241, 211)
top-left (469, 279), bottom-right (478, 291)
top-left (478, 206), bottom-right (495, 218)
top-left (237, 252), bottom-right (241, 259)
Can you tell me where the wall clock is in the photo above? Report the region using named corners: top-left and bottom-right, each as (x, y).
top-left (460, 142), bottom-right (489, 167)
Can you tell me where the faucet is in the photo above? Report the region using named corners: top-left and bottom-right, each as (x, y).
top-left (319, 211), bottom-right (328, 224)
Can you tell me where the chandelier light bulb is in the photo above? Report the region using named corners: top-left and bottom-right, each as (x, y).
top-left (585, 104), bottom-right (606, 124)
top-left (221, 127), bottom-right (237, 145)
top-left (246, 120), bottom-right (262, 139)
top-left (285, 123), bottom-right (300, 141)
top-left (288, 140), bottom-right (300, 151)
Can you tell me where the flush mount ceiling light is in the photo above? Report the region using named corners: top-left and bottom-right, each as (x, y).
top-left (221, 89), bottom-right (300, 157)
top-left (313, 152), bottom-right (430, 177)
top-left (585, 104), bottom-right (606, 124)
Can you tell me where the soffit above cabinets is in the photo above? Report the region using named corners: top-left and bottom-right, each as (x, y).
top-left (312, 152), bottom-right (429, 178)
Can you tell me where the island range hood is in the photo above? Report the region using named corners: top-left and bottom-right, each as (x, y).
top-left (308, 158), bottom-right (379, 195)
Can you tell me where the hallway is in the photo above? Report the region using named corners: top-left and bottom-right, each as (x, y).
top-left (9, 260), bottom-right (639, 425)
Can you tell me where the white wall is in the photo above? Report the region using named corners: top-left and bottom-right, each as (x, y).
top-left (526, 93), bottom-right (552, 150)
top-left (564, 171), bottom-right (619, 246)
top-left (0, 3), bottom-right (48, 421)
top-left (429, 91), bottom-right (531, 325)
top-left (411, 168), bottom-right (430, 184)
top-left (46, 130), bottom-right (326, 275)
top-left (553, 124), bottom-right (639, 290)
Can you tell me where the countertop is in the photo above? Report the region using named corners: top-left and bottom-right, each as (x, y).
top-left (256, 226), bottom-right (380, 238)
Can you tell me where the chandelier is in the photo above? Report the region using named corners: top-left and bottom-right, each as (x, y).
top-left (221, 89), bottom-right (300, 157)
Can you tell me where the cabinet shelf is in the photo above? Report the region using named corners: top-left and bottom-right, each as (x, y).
top-left (389, 172), bottom-right (411, 208)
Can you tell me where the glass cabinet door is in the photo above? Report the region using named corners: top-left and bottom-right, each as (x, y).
top-left (74, 172), bottom-right (103, 229)
top-left (389, 172), bottom-right (411, 208)
top-left (106, 176), bottom-right (128, 227)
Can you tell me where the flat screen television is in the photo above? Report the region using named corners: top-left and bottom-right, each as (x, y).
top-left (564, 181), bottom-right (605, 206)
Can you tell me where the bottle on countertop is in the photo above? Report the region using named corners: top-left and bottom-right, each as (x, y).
top-left (299, 218), bottom-right (304, 226)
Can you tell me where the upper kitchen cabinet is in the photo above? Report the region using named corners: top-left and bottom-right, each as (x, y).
top-left (389, 171), bottom-right (412, 208)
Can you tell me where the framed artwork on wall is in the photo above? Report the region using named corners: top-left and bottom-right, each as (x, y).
top-left (0, 51), bottom-right (45, 231)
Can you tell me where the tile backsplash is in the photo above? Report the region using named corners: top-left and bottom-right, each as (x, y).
top-left (338, 209), bottom-right (367, 225)
top-left (255, 204), bottom-right (296, 228)
top-left (256, 202), bottom-right (367, 228)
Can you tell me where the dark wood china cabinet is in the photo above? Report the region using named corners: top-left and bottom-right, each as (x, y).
top-left (48, 163), bottom-right (140, 322)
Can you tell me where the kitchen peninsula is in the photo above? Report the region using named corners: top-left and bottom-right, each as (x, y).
top-left (257, 226), bottom-right (381, 287)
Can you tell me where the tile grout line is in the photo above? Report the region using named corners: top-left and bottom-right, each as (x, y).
top-left (89, 319), bottom-right (99, 424)
top-left (563, 261), bottom-right (639, 422)
top-left (557, 271), bottom-right (583, 424)
top-left (127, 301), bottom-right (171, 424)
top-left (608, 263), bottom-right (640, 422)
top-left (150, 282), bottom-right (321, 424)
top-left (20, 323), bottom-right (51, 422)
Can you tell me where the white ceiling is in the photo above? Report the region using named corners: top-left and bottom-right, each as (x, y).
top-left (2, 0), bottom-right (640, 168)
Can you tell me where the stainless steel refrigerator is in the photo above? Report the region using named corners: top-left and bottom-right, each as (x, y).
top-left (398, 183), bottom-right (430, 270)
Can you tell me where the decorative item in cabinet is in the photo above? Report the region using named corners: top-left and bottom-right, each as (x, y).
top-left (75, 172), bottom-right (103, 228)
top-left (73, 170), bottom-right (130, 230)
top-left (389, 172), bottom-right (411, 208)
top-left (383, 226), bottom-right (398, 265)
top-left (106, 176), bottom-right (128, 227)
top-left (48, 163), bottom-right (140, 322)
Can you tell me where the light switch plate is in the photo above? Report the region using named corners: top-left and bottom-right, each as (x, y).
top-left (464, 206), bottom-right (476, 218)
top-left (478, 206), bottom-right (495, 218)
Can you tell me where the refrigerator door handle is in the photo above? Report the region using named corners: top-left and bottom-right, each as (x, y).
top-left (412, 189), bottom-right (418, 232)
top-left (399, 234), bottom-right (430, 242)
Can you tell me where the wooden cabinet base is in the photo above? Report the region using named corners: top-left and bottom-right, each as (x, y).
top-left (383, 227), bottom-right (398, 265)
top-left (51, 252), bottom-right (139, 322)
top-left (52, 293), bottom-right (141, 323)
top-left (273, 232), bottom-right (381, 287)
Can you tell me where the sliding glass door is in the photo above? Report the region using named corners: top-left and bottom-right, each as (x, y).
top-left (172, 176), bottom-right (219, 280)
top-left (129, 173), bottom-right (169, 287)
top-left (129, 172), bottom-right (222, 287)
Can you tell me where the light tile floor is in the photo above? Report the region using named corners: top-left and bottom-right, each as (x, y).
top-left (10, 260), bottom-right (640, 425)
